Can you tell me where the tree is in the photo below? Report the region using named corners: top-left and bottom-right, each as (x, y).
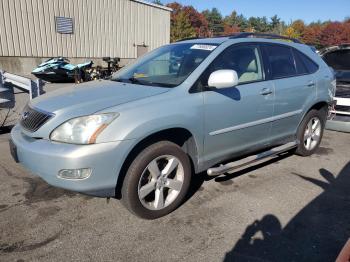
top-left (291, 20), bottom-right (306, 37)
top-left (165, 3), bottom-right (350, 48)
top-left (202, 8), bottom-right (224, 35)
top-left (270, 15), bottom-right (281, 29)
top-left (152, 0), bottom-right (163, 5)
top-left (270, 15), bottom-right (285, 34)
top-left (224, 11), bottom-right (248, 31)
top-left (183, 6), bottom-right (210, 37)
top-left (319, 22), bottom-right (350, 47)
top-left (302, 24), bottom-right (323, 48)
top-left (283, 26), bottom-right (300, 39)
top-left (247, 16), bottom-right (270, 32)
top-left (283, 20), bottom-right (306, 41)
top-left (166, 2), bottom-right (182, 20)
top-left (170, 11), bottom-right (196, 42)
top-left (223, 23), bottom-right (240, 35)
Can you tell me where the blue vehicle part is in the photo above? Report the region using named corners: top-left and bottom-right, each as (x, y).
top-left (32, 57), bottom-right (93, 83)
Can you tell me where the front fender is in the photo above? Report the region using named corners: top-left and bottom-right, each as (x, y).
top-left (96, 91), bottom-right (205, 155)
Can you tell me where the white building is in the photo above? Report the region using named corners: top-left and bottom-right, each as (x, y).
top-left (0, 0), bottom-right (171, 74)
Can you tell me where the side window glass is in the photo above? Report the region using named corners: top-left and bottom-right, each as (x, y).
top-left (265, 45), bottom-right (297, 79)
top-left (205, 45), bottom-right (264, 86)
top-left (236, 46), bottom-right (264, 84)
top-left (299, 51), bottom-right (319, 73)
top-left (293, 49), bottom-right (309, 75)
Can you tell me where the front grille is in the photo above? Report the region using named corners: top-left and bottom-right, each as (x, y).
top-left (335, 105), bottom-right (350, 113)
top-left (20, 106), bottom-right (53, 132)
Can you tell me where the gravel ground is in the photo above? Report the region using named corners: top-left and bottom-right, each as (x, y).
top-left (0, 127), bottom-right (349, 262)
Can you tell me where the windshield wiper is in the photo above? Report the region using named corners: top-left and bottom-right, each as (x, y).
top-left (146, 82), bottom-right (176, 88)
top-left (128, 77), bottom-right (143, 84)
top-left (113, 77), bottom-right (176, 88)
top-left (113, 77), bottom-right (145, 85)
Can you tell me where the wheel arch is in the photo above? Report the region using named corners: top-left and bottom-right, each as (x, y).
top-left (308, 101), bottom-right (329, 112)
top-left (296, 100), bottom-right (329, 135)
top-left (115, 127), bottom-right (199, 199)
top-left (300, 101), bottom-right (329, 125)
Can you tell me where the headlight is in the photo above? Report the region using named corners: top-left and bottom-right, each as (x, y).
top-left (50, 113), bottom-right (119, 144)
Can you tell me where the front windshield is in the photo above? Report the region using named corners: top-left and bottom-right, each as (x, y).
top-left (112, 43), bottom-right (218, 87)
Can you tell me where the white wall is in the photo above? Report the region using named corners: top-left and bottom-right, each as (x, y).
top-left (0, 0), bottom-right (171, 59)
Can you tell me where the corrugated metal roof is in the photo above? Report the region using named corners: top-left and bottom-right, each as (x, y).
top-left (131, 0), bottom-right (172, 12)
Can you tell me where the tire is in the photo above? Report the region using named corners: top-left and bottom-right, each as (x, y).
top-left (295, 108), bottom-right (326, 156)
top-left (121, 141), bottom-right (191, 219)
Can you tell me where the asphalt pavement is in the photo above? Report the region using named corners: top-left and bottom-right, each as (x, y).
top-left (0, 128), bottom-right (349, 262)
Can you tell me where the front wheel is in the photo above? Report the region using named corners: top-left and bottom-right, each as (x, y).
top-left (295, 109), bottom-right (326, 156)
top-left (121, 141), bottom-right (191, 219)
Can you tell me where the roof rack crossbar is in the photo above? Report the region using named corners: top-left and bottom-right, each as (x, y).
top-left (228, 32), bottom-right (301, 43)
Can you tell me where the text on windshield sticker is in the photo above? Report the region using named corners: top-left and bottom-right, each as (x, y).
top-left (190, 44), bottom-right (217, 51)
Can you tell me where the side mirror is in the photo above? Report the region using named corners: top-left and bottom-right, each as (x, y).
top-left (208, 70), bottom-right (239, 89)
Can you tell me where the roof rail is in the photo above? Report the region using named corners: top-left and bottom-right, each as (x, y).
top-left (229, 32), bottom-right (302, 43)
top-left (176, 35), bottom-right (229, 42)
top-left (176, 32), bottom-right (302, 44)
top-left (176, 37), bottom-right (203, 42)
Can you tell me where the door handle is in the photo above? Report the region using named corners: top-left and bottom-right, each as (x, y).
top-left (260, 88), bottom-right (273, 95)
top-left (307, 81), bottom-right (316, 87)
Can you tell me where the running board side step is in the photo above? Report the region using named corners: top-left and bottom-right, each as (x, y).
top-left (207, 141), bottom-right (299, 176)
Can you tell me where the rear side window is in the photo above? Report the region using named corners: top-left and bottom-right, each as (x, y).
top-left (293, 49), bottom-right (319, 74)
top-left (293, 49), bottom-right (309, 75)
top-left (264, 45), bottom-right (297, 79)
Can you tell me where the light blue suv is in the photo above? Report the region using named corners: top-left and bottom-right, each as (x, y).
top-left (10, 33), bottom-right (335, 219)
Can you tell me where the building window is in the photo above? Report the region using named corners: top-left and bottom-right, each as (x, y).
top-left (55, 16), bottom-right (74, 34)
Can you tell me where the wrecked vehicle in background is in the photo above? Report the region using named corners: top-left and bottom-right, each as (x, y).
top-left (32, 57), bottom-right (93, 83)
top-left (320, 44), bottom-right (350, 132)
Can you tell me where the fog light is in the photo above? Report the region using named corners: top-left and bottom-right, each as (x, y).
top-left (57, 168), bottom-right (92, 180)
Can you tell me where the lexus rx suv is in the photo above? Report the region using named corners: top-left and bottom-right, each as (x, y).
top-left (10, 33), bottom-right (335, 219)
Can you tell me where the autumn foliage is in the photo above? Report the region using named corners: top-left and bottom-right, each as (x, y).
top-left (164, 1), bottom-right (350, 48)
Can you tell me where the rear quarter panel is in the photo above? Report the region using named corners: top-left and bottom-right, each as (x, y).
top-left (298, 45), bottom-right (335, 105)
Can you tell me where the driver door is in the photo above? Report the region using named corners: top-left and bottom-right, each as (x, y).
top-left (199, 44), bottom-right (275, 162)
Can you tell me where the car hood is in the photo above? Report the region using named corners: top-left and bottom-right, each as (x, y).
top-left (31, 80), bottom-right (170, 115)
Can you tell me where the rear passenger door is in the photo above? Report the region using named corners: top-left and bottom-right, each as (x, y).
top-left (262, 44), bottom-right (318, 141)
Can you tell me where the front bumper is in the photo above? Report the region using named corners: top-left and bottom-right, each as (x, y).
top-left (10, 124), bottom-right (135, 197)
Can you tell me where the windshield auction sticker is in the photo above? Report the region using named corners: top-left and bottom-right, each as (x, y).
top-left (190, 44), bottom-right (217, 51)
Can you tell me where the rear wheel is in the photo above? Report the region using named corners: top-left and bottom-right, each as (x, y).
top-left (295, 109), bottom-right (326, 156)
top-left (121, 141), bottom-right (191, 219)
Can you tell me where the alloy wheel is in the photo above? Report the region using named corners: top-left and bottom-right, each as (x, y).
top-left (137, 155), bottom-right (184, 210)
top-left (303, 117), bottom-right (322, 151)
